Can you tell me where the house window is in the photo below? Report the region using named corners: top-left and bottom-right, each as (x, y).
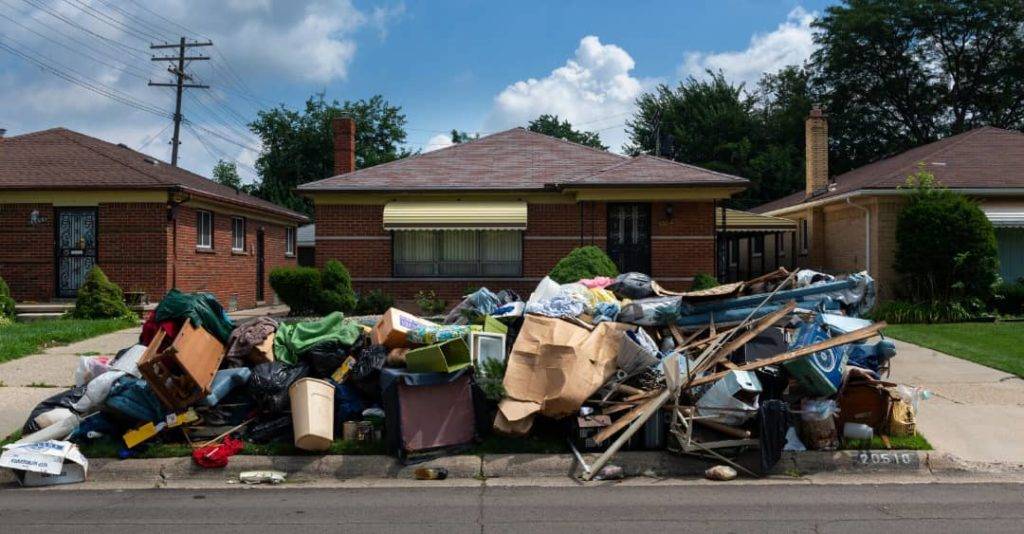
top-left (232, 217), bottom-right (245, 251)
top-left (393, 230), bottom-right (522, 277)
top-left (197, 210), bottom-right (213, 249)
top-left (800, 219), bottom-right (809, 255)
top-left (777, 234), bottom-right (787, 257)
top-left (285, 227), bottom-right (296, 256)
top-left (752, 235), bottom-right (764, 257)
top-left (728, 238), bottom-right (739, 267)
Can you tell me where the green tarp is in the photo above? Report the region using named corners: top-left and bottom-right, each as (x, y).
top-left (155, 289), bottom-right (235, 343)
top-left (273, 312), bottom-right (362, 365)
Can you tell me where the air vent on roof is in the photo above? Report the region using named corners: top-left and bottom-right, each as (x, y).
top-left (117, 143), bottom-right (129, 149)
top-left (143, 156), bottom-right (159, 166)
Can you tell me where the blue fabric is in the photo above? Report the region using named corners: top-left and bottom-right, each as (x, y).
top-left (104, 377), bottom-right (166, 423)
top-left (592, 302), bottom-right (620, 323)
top-left (846, 339), bottom-right (897, 374)
top-left (525, 295), bottom-right (585, 318)
top-left (202, 368), bottom-right (253, 407)
top-left (332, 383), bottom-right (365, 423)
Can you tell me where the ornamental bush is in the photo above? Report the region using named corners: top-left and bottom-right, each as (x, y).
top-left (0, 275), bottom-right (15, 319)
top-left (356, 289), bottom-right (395, 315)
top-left (69, 266), bottom-right (134, 319)
top-left (269, 266), bottom-right (322, 316)
top-left (548, 246), bottom-right (619, 284)
top-left (316, 260), bottom-right (357, 314)
top-left (894, 169), bottom-right (999, 302)
top-left (691, 273), bottom-right (720, 291)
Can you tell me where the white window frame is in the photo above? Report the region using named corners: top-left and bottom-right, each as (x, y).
top-left (197, 210), bottom-right (213, 249)
top-left (285, 227), bottom-right (296, 256)
top-left (232, 217), bottom-right (246, 252)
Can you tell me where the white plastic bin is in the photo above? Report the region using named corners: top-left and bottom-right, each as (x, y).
top-left (288, 378), bottom-right (335, 451)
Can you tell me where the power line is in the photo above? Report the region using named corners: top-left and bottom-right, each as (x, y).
top-left (137, 122), bottom-right (172, 151)
top-left (0, 36), bottom-right (171, 118)
top-left (57, 0), bottom-right (163, 44)
top-left (17, 0), bottom-right (151, 60)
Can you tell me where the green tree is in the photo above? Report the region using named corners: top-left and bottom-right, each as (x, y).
top-left (894, 169), bottom-right (999, 302)
top-left (810, 0), bottom-right (1024, 174)
top-left (527, 114), bottom-right (607, 150)
top-left (212, 159), bottom-right (242, 190)
top-left (450, 129), bottom-right (478, 144)
top-left (249, 93), bottom-right (412, 215)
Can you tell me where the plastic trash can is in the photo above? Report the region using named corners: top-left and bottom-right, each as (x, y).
top-left (288, 378), bottom-right (335, 451)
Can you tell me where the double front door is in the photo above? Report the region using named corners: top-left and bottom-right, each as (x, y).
top-left (56, 208), bottom-right (97, 298)
top-left (606, 203), bottom-right (651, 274)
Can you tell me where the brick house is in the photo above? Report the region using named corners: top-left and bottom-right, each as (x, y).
top-left (0, 128), bottom-right (307, 310)
top-left (297, 118), bottom-right (748, 302)
top-left (753, 109), bottom-right (1024, 298)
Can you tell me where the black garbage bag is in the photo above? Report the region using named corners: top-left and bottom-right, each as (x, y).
top-left (22, 386), bottom-right (86, 435)
top-left (245, 415), bottom-right (293, 444)
top-left (608, 272), bottom-right (655, 300)
top-left (301, 339), bottom-right (350, 379)
top-left (248, 361), bottom-right (310, 415)
top-left (349, 344), bottom-right (387, 402)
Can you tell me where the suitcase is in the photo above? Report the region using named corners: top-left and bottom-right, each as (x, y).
top-left (138, 319), bottom-right (226, 410)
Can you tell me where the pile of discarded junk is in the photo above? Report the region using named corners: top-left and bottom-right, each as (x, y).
top-left (2, 269), bottom-right (929, 486)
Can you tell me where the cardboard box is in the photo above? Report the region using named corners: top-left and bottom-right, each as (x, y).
top-left (372, 308), bottom-right (437, 349)
top-left (405, 338), bottom-right (471, 373)
top-left (495, 315), bottom-right (631, 435)
top-left (250, 332), bottom-right (276, 365)
top-left (138, 319), bottom-right (226, 410)
top-left (0, 440), bottom-right (88, 487)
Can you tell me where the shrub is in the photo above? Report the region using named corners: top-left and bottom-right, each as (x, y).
top-left (316, 260), bottom-right (357, 314)
top-left (0, 275), bottom-right (14, 319)
top-left (548, 246), bottom-right (619, 284)
top-left (356, 289), bottom-right (394, 315)
top-left (895, 169), bottom-right (999, 302)
top-left (415, 290), bottom-right (447, 315)
top-left (69, 266), bottom-right (134, 319)
top-left (870, 299), bottom-right (982, 324)
top-left (269, 266), bottom-right (322, 316)
top-left (691, 273), bottom-right (719, 291)
top-left (992, 282), bottom-right (1024, 316)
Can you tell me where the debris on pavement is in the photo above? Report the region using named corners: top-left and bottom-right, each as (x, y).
top-left (4, 268), bottom-right (927, 486)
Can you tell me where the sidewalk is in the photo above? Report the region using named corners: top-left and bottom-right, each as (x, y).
top-left (887, 339), bottom-right (1024, 464)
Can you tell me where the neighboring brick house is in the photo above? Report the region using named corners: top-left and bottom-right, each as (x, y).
top-left (753, 109), bottom-right (1024, 298)
top-left (0, 128), bottom-right (307, 310)
top-left (297, 119), bottom-right (748, 302)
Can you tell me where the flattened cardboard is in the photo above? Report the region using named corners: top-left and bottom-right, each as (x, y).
top-left (496, 315), bottom-right (631, 435)
top-left (1, 440), bottom-right (88, 487)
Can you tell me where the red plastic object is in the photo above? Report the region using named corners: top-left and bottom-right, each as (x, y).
top-left (192, 436), bottom-right (244, 468)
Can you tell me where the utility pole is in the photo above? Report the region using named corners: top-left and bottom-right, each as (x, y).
top-left (149, 37), bottom-right (212, 166)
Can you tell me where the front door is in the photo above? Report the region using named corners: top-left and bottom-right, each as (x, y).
top-left (256, 229), bottom-right (265, 302)
top-left (55, 208), bottom-right (98, 298)
top-left (607, 203), bottom-right (651, 274)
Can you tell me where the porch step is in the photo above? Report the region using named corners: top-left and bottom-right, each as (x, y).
top-left (15, 312), bottom-right (66, 322)
top-left (15, 302), bottom-right (74, 314)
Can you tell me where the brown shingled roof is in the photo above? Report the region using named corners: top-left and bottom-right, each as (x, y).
top-left (0, 128), bottom-right (307, 222)
top-left (753, 126), bottom-right (1024, 214)
top-left (299, 128), bottom-right (748, 192)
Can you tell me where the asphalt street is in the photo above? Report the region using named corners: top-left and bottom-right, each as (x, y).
top-left (1, 482), bottom-right (1022, 533)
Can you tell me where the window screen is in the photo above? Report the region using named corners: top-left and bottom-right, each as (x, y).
top-left (197, 211), bottom-right (212, 248)
top-left (232, 217), bottom-right (245, 251)
top-left (394, 230), bottom-right (522, 277)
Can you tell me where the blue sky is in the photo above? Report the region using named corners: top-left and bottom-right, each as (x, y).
top-left (0, 0), bottom-right (836, 182)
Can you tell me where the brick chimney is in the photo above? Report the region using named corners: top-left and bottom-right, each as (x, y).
top-left (331, 116), bottom-right (355, 175)
top-left (805, 106), bottom-right (829, 198)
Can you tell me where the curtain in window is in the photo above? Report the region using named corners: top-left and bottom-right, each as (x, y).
top-left (394, 231), bottom-right (437, 276)
top-left (393, 230), bottom-right (521, 277)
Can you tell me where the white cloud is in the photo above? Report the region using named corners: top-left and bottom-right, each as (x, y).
top-left (424, 133), bottom-right (454, 152)
top-left (679, 7), bottom-right (816, 88)
top-left (485, 35), bottom-right (645, 152)
top-left (0, 0), bottom-right (403, 184)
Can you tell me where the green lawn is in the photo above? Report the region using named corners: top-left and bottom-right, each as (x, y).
top-left (0, 318), bottom-right (137, 363)
top-left (884, 322), bottom-right (1024, 378)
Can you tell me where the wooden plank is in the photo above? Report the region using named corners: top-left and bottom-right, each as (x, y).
top-left (684, 321), bottom-right (888, 390)
top-left (583, 389), bottom-right (672, 480)
top-left (698, 300), bottom-right (797, 372)
top-left (592, 401), bottom-right (650, 444)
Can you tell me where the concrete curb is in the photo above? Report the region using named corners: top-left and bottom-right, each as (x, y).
top-left (2, 449), bottom-right (996, 487)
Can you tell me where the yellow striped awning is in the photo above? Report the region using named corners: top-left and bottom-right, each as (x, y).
top-left (383, 201), bottom-right (528, 230)
top-left (716, 207), bottom-right (796, 233)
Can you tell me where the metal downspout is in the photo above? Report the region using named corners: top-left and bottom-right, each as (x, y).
top-left (846, 197), bottom-right (871, 275)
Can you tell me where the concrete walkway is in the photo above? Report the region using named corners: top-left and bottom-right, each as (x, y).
top-left (887, 339), bottom-right (1024, 465)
